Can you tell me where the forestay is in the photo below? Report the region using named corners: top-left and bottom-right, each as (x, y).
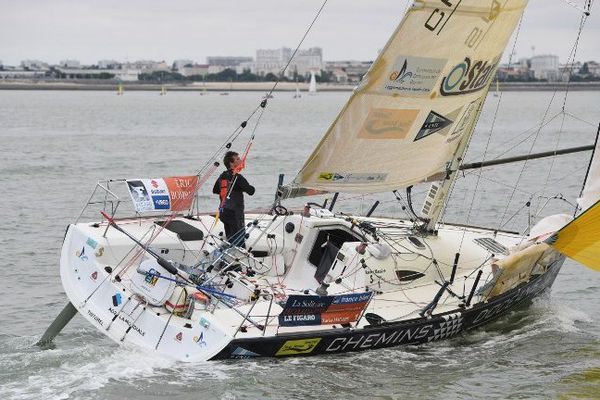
top-left (577, 134), bottom-right (600, 211)
top-left (281, 0), bottom-right (528, 198)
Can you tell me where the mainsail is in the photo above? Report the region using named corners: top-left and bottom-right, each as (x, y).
top-left (281, 0), bottom-right (528, 198)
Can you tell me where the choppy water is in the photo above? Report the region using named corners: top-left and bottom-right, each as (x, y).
top-left (0, 90), bottom-right (599, 399)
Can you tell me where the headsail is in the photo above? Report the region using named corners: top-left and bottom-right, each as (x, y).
top-left (548, 199), bottom-right (600, 272)
top-left (280, 0), bottom-right (528, 198)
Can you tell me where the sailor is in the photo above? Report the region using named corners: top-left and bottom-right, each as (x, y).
top-left (213, 151), bottom-right (255, 247)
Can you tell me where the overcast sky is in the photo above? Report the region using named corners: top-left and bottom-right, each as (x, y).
top-left (1, 0), bottom-right (598, 66)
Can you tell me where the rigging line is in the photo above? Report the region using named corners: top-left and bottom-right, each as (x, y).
top-left (561, 0), bottom-right (592, 13)
top-left (574, 123), bottom-right (600, 216)
top-left (461, 170), bottom-right (536, 195)
top-left (560, 7), bottom-right (592, 112)
top-left (498, 101), bottom-right (560, 229)
top-left (266, 0), bottom-right (330, 97)
top-left (563, 111), bottom-right (598, 127)
top-left (461, 5), bottom-right (527, 223)
top-left (535, 112), bottom-right (568, 216)
top-left (499, 196), bottom-right (533, 230)
top-left (465, 111), bottom-right (563, 166)
top-left (498, 1), bottom-right (593, 229)
top-left (192, 0), bottom-right (329, 178)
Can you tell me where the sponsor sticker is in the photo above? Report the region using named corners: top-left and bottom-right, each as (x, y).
top-left (175, 332), bottom-right (183, 342)
top-left (108, 307), bottom-right (146, 336)
top-left (76, 246), bottom-right (88, 261)
top-left (414, 107), bottom-right (462, 141)
top-left (127, 180), bottom-right (153, 212)
top-left (193, 332), bottom-right (207, 347)
top-left (275, 338), bottom-right (322, 356)
top-left (112, 293), bottom-right (122, 307)
top-left (231, 346), bottom-right (260, 358)
top-left (95, 246), bottom-right (104, 257)
top-left (86, 237), bottom-right (98, 249)
top-left (144, 268), bottom-right (160, 287)
top-left (358, 108), bottom-right (419, 139)
top-left (278, 293), bottom-right (372, 327)
top-left (440, 55), bottom-right (500, 96)
top-left (446, 100), bottom-right (479, 143)
top-left (317, 172), bottom-right (387, 184)
top-left (126, 176), bottom-right (198, 213)
top-left (164, 176), bottom-right (198, 211)
top-left (383, 56), bottom-right (446, 96)
top-left (90, 271), bottom-right (98, 281)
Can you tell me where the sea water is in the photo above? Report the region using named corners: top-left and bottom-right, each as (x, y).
top-left (0, 90), bottom-right (599, 399)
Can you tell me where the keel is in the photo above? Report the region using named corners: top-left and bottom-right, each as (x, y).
top-left (37, 301), bottom-right (78, 347)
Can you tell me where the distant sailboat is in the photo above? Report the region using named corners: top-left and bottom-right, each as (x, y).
top-left (200, 80), bottom-right (208, 96)
top-left (493, 77), bottom-right (500, 97)
top-left (308, 71), bottom-right (317, 95)
top-left (160, 85), bottom-right (167, 96)
top-left (220, 79), bottom-right (233, 95)
top-left (293, 81), bottom-right (301, 98)
top-left (116, 83), bottom-right (124, 96)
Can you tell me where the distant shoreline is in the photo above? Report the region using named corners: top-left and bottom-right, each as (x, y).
top-left (1, 80), bottom-right (600, 92)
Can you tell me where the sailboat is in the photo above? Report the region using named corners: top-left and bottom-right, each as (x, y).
top-left (116, 83), bottom-right (124, 96)
top-left (200, 79), bottom-right (209, 96)
top-left (308, 71), bottom-right (317, 95)
top-left (293, 81), bottom-right (302, 99)
top-left (40, 0), bottom-right (599, 362)
top-left (493, 77), bottom-right (500, 97)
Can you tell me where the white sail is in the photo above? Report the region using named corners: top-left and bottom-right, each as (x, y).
top-left (309, 71), bottom-right (317, 94)
top-left (578, 136), bottom-right (600, 211)
top-left (281, 0), bottom-right (528, 198)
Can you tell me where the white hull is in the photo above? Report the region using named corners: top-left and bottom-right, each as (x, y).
top-left (60, 209), bottom-right (565, 361)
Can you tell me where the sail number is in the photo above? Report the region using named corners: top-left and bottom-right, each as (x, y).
top-left (424, 0), bottom-right (458, 35)
top-left (424, 0), bottom-right (502, 50)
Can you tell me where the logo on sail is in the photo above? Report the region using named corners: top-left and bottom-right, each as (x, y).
top-left (414, 108), bottom-right (462, 141)
top-left (317, 172), bottom-right (387, 184)
top-left (389, 59), bottom-right (412, 83)
top-left (440, 55), bottom-right (500, 96)
top-left (383, 56), bottom-right (446, 96)
top-left (414, 111), bottom-right (453, 141)
top-left (445, 99), bottom-right (480, 143)
top-left (358, 108), bottom-right (419, 139)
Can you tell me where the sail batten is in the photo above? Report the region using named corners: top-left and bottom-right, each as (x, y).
top-left (281, 0), bottom-right (528, 199)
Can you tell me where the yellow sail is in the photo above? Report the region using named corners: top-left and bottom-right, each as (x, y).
top-left (549, 200), bottom-right (600, 272)
top-left (281, 0), bottom-right (528, 198)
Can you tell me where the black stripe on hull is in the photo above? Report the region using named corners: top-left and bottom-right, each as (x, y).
top-left (211, 258), bottom-right (564, 360)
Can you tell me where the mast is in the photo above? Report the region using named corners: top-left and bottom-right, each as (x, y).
top-left (424, 95), bottom-right (488, 231)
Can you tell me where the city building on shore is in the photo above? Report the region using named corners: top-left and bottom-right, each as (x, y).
top-left (324, 60), bottom-right (372, 83)
top-left (59, 59), bottom-right (81, 69)
top-left (54, 67), bottom-right (140, 81)
top-left (530, 55), bottom-right (560, 81)
top-left (97, 60), bottom-right (121, 69)
top-left (179, 64), bottom-right (209, 77)
top-left (206, 56), bottom-right (254, 75)
top-left (207, 56), bottom-right (253, 67)
top-left (173, 59), bottom-right (195, 71)
top-left (20, 59), bottom-right (50, 71)
top-left (254, 47), bottom-right (323, 78)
